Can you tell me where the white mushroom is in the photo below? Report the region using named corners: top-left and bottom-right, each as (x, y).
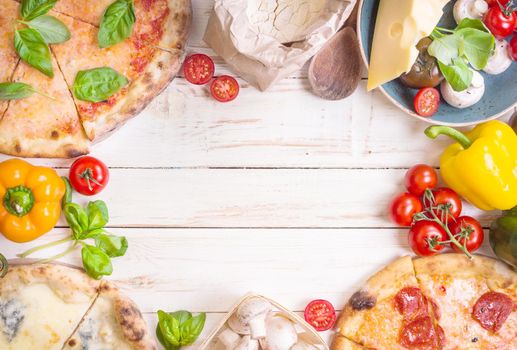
top-left (453, 0), bottom-right (489, 24)
top-left (291, 341), bottom-right (319, 350)
top-left (441, 70), bottom-right (485, 108)
top-left (484, 40), bottom-right (513, 75)
top-left (218, 328), bottom-right (242, 349)
top-left (228, 298), bottom-right (273, 339)
top-left (259, 315), bottom-right (298, 350)
top-left (234, 335), bottom-right (260, 350)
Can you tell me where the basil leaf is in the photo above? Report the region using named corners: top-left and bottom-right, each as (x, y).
top-left (21, 0), bottom-right (57, 21)
top-left (81, 244), bottom-right (113, 280)
top-left (95, 234), bottom-right (128, 257)
top-left (438, 59), bottom-right (473, 92)
top-left (63, 202), bottom-right (89, 239)
top-left (61, 176), bottom-right (73, 208)
top-left (98, 0), bottom-right (136, 48)
top-left (25, 15), bottom-right (71, 44)
top-left (170, 311), bottom-right (192, 326)
top-left (73, 67), bottom-right (128, 102)
top-left (157, 310), bottom-right (181, 347)
top-left (179, 313), bottom-right (206, 346)
top-left (87, 200), bottom-right (109, 230)
top-left (457, 28), bottom-right (495, 70)
top-left (156, 327), bottom-right (179, 350)
top-left (0, 82), bottom-right (36, 100)
top-left (456, 18), bottom-right (490, 33)
top-left (14, 28), bottom-right (53, 78)
top-left (428, 33), bottom-right (462, 65)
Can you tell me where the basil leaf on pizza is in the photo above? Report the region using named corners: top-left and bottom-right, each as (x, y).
top-left (20, 0), bottom-right (57, 21)
top-left (98, 0), bottom-right (136, 48)
top-left (73, 67), bottom-right (129, 102)
top-left (23, 15), bottom-right (71, 44)
top-left (0, 82), bottom-right (36, 100)
top-left (14, 28), bottom-right (54, 77)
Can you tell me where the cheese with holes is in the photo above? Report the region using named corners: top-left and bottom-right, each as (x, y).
top-left (367, 0), bottom-right (449, 91)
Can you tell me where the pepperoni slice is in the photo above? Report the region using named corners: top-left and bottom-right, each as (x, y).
top-left (472, 291), bottom-right (514, 332)
top-left (399, 316), bottom-right (438, 348)
top-left (395, 287), bottom-right (428, 319)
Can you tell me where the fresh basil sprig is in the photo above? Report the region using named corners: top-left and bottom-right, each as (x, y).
top-left (21, 15), bottom-right (71, 44)
top-left (157, 310), bottom-right (206, 349)
top-left (98, 0), bottom-right (136, 48)
top-left (73, 67), bottom-right (129, 102)
top-left (21, 0), bottom-right (57, 21)
top-left (428, 18), bottom-right (495, 92)
top-left (0, 82), bottom-right (36, 100)
top-left (14, 28), bottom-right (54, 77)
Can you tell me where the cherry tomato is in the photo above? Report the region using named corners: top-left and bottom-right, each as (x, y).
top-left (483, 6), bottom-right (516, 39)
top-left (486, 0), bottom-right (512, 7)
top-left (509, 35), bottom-right (517, 61)
top-left (414, 88), bottom-right (440, 117)
top-left (210, 75), bottom-right (239, 102)
top-left (304, 299), bottom-right (337, 332)
top-left (69, 156), bottom-right (109, 196)
top-left (390, 193), bottom-right (423, 226)
top-left (409, 221), bottom-right (448, 257)
top-left (425, 188), bottom-right (462, 223)
top-left (405, 164), bottom-right (438, 196)
top-left (449, 216), bottom-right (484, 253)
top-left (183, 54), bottom-right (215, 85)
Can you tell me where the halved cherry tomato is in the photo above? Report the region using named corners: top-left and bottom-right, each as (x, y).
top-left (449, 216), bottom-right (484, 253)
top-left (414, 88), bottom-right (440, 117)
top-left (210, 75), bottom-right (239, 102)
top-left (69, 156), bottom-right (109, 196)
top-left (483, 5), bottom-right (516, 39)
top-left (304, 299), bottom-right (336, 332)
top-left (390, 193), bottom-right (423, 226)
top-left (424, 188), bottom-right (462, 223)
top-left (409, 221), bottom-right (448, 257)
top-left (183, 54), bottom-right (215, 85)
top-left (509, 35), bottom-right (517, 61)
top-left (405, 164), bottom-right (438, 196)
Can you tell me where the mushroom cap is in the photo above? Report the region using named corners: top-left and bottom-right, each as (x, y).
top-left (453, 0), bottom-right (488, 24)
top-left (237, 298), bottom-right (273, 323)
top-left (441, 70), bottom-right (485, 109)
top-left (484, 40), bottom-right (512, 75)
top-left (259, 315), bottom-right (298, 350)
top-left (228, 313), bottom-right (251, 335)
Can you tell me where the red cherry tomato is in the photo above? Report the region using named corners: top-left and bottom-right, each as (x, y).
top-left (483, 6), bottom-right (516, 39)
top-left (210, 75), bottom-right (240, 102)
top-left (183, 54), bottom-right (215, 85)
top-left (405, 164), bottom-right (438, 196)
top-left (390, 193), bottom-right (423, 226)
top-left (414, 88), bottom-right (440, 117)
top-left (424, 188), bottom-right (462, 223)
top-left (409, 221), bottom-right (448, 257)
top-left (486, 0), bottom-right (512, 7)
top-left (304, 300), bottom-right (337, 332)
top-left (69, 156), bottom-right (110, 196)
top-left (509, 35), bottom-right (517, 61)
top-left (449, 216), bottom-right (484, 253)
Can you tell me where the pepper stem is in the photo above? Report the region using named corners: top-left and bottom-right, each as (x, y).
top-left (3, 186), bottom-right (35, 217)
top-left (424, 126), bottom-right (473, 149)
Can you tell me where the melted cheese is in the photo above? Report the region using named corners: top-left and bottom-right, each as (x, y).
top-left (367, 0), bottom-right (448, 91)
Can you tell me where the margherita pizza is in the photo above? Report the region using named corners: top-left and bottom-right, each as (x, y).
top-left (332, 254), bottom-right (516, 350)
top-left (0, 263), bottom-right (156, 350)
top-left (0, 0), bottom-right (191, 158)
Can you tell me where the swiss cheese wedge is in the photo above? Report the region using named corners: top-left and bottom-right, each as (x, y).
top-left (367, 0), bottom-right (448, 91)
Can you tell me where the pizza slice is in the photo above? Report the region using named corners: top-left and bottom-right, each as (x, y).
top-left (0, 54), bottom-right (90, 158)
top-left (0, 264), bottom-right (100, 350)
top-left (52, 0), bottom-right (191, 50)
top-left (62, 280), bottom-right (156, 350)
top-left (414, 254), bottom-right (516, 350)
top-left (334, 256), bottom-right (444, 350)
top-left (51, 12), bottom-right (183, 141)
top-left (332, 335), bottom-right (370, 350)
top-left (0, 0), bottom-right (21, 116)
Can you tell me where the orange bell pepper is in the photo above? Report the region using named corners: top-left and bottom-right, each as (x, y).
top-left (0, 159), bottom-right (65, 243)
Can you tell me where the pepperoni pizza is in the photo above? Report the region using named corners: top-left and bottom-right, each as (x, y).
top-left (0, 0), bottom-right (191, 158)
top-left (332, 254), bottom-right (516, 350)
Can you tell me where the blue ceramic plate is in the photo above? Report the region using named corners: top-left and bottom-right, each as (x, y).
top-left (357, 0), bottom-right (517, 126)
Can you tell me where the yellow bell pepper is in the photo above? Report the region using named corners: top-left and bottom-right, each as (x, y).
top-left (0, 159), bottom-right (65, 243)
top-left (425, 120), bottom-right (517, 211)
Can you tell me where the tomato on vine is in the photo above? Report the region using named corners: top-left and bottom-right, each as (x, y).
top-left (405, 164), bottom-right (437, 196)
top-left (408, 221), bottom-right (448, 257)
top-left (390, 193), bottom-right (423, 226)
top-left (423, 188), bottom-right (462, 223)
top-left (69, 156), bottom-right (110, 196)
top-left (483, 3), bottom-right (516, 39)
top-left (449, 216), bottom-right (484, 253)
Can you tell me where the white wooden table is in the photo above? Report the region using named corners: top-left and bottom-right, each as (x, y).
top-left (0, 0), bottom-right (510, 347)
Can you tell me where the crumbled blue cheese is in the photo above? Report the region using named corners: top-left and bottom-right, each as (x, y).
top-left (0, 299), bottom-right (25, 342)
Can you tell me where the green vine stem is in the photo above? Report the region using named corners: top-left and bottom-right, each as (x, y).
top-left (17, 237), bottom-right (73, 258)
top-left (36, 242), bottom-right (79, 264)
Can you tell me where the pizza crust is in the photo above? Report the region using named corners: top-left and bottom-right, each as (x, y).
top-left (331, 335), bottom-right (368, 350)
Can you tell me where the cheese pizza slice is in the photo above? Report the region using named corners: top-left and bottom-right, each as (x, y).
top-left (0, 54), bottom-right (90, 158)
top-left (414, 254), bottom-right (517, 350)
top-left (52, 0), bottom-right (191, 51)
top-left (0, 0), bottom-right (21, 116)
top-left (62, 280), bottom-right (157, 350)
top-left (51, 12), bottom-right (183, 141)
top-left (334, 256), bottom-right (444, 350)
top-left (0, 264), bottom-right (100, 350)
